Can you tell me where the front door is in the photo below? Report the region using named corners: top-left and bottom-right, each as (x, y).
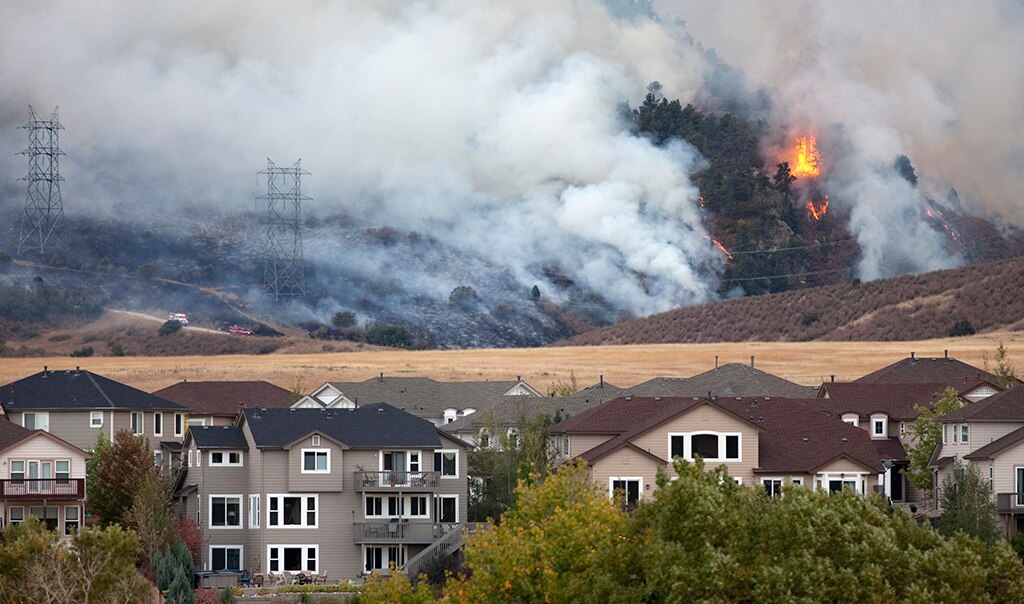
top-left (891, 464), bottom-right (905, 501)
top-left (27, 461), bottom-right (52, 494)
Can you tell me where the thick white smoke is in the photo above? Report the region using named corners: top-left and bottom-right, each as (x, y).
top-left (660, 0), bottom-right (1024, 279)
top-left (0, 1), bottom-right (719, 315)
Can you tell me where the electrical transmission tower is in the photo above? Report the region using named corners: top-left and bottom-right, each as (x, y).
top-left (258, 158), bottom-right (309, 299)
top-left (18, 106), bottom-right (65, 256)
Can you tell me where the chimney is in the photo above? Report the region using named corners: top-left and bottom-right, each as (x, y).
top-left (831, 375), bottom-right (835, 383)
top-left (379, 372), bottom-right (384, 383)
top-left (599, 375), bottom-right (604, 389)
top-left (715, 355), bottom-right (719, 369)
top-left (910, 352), bottom-right (916, 361)
top-left (750, 355), bottom-right (755, 368)
top-left (516, 375), bottom-right (521, 382)
top-left (944, 349), bottom-right (949, 359)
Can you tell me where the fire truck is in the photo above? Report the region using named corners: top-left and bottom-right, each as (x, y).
top-left (167, 312), bottom-right (189, 325)
top-left (228, 325), bottom-right (254, 336)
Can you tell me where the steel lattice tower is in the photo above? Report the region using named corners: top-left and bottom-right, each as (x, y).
top-left (18, 106), bottom-right (65, 255)
top-left (259, 158), bottom-right (309, 299)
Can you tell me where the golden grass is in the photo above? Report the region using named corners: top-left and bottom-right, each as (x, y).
top-left (3, 330), bottom-right (1021, 393)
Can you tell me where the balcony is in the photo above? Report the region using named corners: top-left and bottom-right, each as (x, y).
top-left (353, 471), bottom-right (439, 493)
top-left (997, 493), bottom-right (1024, 514)
top-left (0, 479), bottom-right (85, 501)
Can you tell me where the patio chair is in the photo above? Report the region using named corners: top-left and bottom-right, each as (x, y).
top-left (314, 571), bottom-right (328, 585)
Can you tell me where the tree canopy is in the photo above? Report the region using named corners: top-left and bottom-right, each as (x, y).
top-left (904, 386), bottom-right (962, 490)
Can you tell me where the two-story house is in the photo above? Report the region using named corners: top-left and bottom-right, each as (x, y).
top-left (0, 417), bottom-right (90, 534)
top-left (152, 380), bottom-right (294, 427)
top-left (621, 362), bottom-right (819, 399)
top-left (549, 395), bottom-right (885, 507)
top-left (854, 352), bottom-right (1002, 402)
top-left (293, 375), bottom-right (541, 426)
top-left (176, 404), bottom-right (469, 579)
top-left (0, 368), bottom-right (188, 465)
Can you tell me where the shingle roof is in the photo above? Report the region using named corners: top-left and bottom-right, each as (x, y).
top-left (941, 386), bottom-right (1024, 422)
top-left (623, 364), bottom-right (817, 399)
top-left (0, 369), bottom-right (186, 411)
top-left (440, 384), bottom-right (623, 433)
top-left (314, 377), bottom-right (537, 416)
top-left (0, 418), bottom-right (32, 450)
top-left (190, 425), bottom-right (250, 450)
top-left (153, 381), bottom-right (292, 417)
top-left (854, 356), bottom-right (999, 387)
top-left (243, 404), bottom-right (441, 449)
top-left (814, 382), bottom-right (955, 421)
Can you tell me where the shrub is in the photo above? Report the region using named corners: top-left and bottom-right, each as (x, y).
top-left (331, 310), bottom-right (357, 328)
top-left (48, 334), bottom-right (71, 342)
top-left (366, 323), bottom-right (412, 348)
top-left (949, 319), bottom-right (976, 337)
top-left (800, 312), bottom-right (820, 327)
top-left (449, 285), bottom-right (479, 306)
top-left (159, 320), bottom-right (183, 337)
top-left (70, 346), bottom-right (94, 357)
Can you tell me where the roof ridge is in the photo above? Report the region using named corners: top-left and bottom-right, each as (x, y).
top-left (85, 371), bottom-right (116, 408)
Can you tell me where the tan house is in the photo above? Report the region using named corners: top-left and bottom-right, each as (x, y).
top-left (549, 395), bottom-right (886, 507)
top-left (0, 368), bottom-right (188, 461)
top-left (0, 417), bottom-right (90, 534)
top-left (176, 404), bottom-right (470, 580)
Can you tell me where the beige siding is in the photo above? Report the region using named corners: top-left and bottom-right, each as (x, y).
top-left (589, 447), bottom-right (663, 502)
top-left (569, 434), bottom-right (615, 458)
top-left (3, 434), bottom-right (88, 478)
top-left (969, 421), bottom-right (1024, 451)
top-left (630, 404), bottom-right (758, 485)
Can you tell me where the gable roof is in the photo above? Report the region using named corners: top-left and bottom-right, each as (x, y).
top-left (941, 385), bottom-right (1024, 422)
top-left (153, 380), bottom-right (292, 417)
top-left (814, 382), bottom-right (956, 420)
top-left (964, 425), bottom-right (1024, 461)
top-left (441, 383), bottom-right (624, 434)
top-left (189, 425), bottom-right (250, 450)
top-left (854, 356), bottom-right (999, 387)
top-left (580, 440), bottom-right (668, 466)
top-left (308, 376), bottom-right (539, 416)
top-left (243, 403), bottom-right (441, 449)
top-left (1, 369), bottom-right (186, 412)
top-left (623, 364), bottom-right (817, 399)
top-left (0, 418), bottom-right (32, 450)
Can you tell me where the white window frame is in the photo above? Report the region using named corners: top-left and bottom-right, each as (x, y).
top-left (363, 545), bottom-right (405, 574)
top-left (90, 411), bottom-right (103, 428)
top-left (561, 435), bottom-right (570, 456)
top-left (608, 476), bottom-right (643, 506)
top-left (64, 505), bottom-right (80, 535)
top-left (209, 545), bottom-right (244, 572)
top-left (22, 412), bottom-right (49, 432)
top-left (311, 434), bottom-right (320, 447)
top-left (899, 421), bottom-right (906, 436)
top-left (434, 449), bottom-right (459, 479)
top-left (209, 450), bottom-right (243, 467)
top-left (817, 472), bottom-right (867, 495)
top-left (267, 494), bottom-right (318, 528)
top-left (209, 495), bottom-right (243, 529)
top-left (8, 506), bottom-right (24, 525)
top-left (666, 432), bottom-right (742, 462)
top-left (364, 495), bottom-right (385, 519)
top-left (961, 423), bottom-right (969, 444)
top-left (841, 414), bottom-right (859, 428)
top-left (443, 408), bottom-right (457, 424)
top-left (188, 450), bottom-right (193, 468)
top-left (267, 545), bottom-right (318, 574)
top-left (55, 459), bottom-right (70, 481)
top-left (187, 417), bottom-right (208, 427)
top-left (153, 412), bottom-right (163, 437)
top-left (301, 449), bottom-right (330, 474)
top-left (871, 416), bottom-right (887, 438)
top-left (434, 494), bottom-right (459, 524)
top-left (153, 450), bottom-right (163, 466)
top-left (131, 412), bottom-right (144, 436)
top-left (174, 413), bottom-right (184, 438)
top-left (249, 495), bottom-right (260, 528)
top-left (407, 495), bottom-right (430, 518)
top-left (943, 424), bottom-right (948, 444)
top-left (761, 477), bottom-right (785, 497)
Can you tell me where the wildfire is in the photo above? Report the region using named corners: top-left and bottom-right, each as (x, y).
top-left (792, 135), bottom-right (821, 178)
top-left (712, 239), bottom-right (733, 260)
top-left (807, 195), bottom-right (829, 221)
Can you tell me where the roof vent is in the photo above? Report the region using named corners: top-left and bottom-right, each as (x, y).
top-left (841, 437), bottom-right (848, 442)
top-left (910, 351), bottom-right (916, 361)
top-left (944, 349), bottom-right (949, 359)
top-left (802, 437), bottom-right (809, 442)
top-left (654, 397), bottom-right (660, 401)
top-left (377, 407), bottom-right (384, 412)
top-left (750, 355), bottom-right (755, 368)
top-left (625, 396), bottom-right (632, 401)
top-left (289, 408), bottom-right (296, 412)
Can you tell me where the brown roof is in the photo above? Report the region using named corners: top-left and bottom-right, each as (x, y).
top-left (152, 381), bottom-right (293, 416)
top-left (441, 383), bottom-right (623, 433)
top-left (0, 417), bottom-right (32, 450)
top-left (815, 382), bottom-right (957, 421)
top-left (942, 385), bottom-right (1024, 423)
top-left (854, 356), bottom-right (999, 388)
top-left (624, 364), bottom-right (817, 399)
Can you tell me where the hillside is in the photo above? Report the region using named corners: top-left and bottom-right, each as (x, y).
top-left (562, 257), bottom-right (1024, 345)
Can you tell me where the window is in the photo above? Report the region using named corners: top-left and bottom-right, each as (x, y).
top-left (387, 496), bottom-right (404, 517)
top-left (364, 546), bottom-right (405, 573)
top-left (131, 412), bottom-right (144, 435)
top-left (210, 451), bottom-right (243, 467)
top-left (210, 496), bottom-right (242, 528)
top-left (90, 411), bottom-right (103, 428)
top-left (365, 496), bottom-right (383, 518)
top-left (478, 433), bottom-right (490, 448)
top-left (842, 415), bottom-right (858, 428)
top-left (989, 466), bottom-right (994, 489)
top-left (154, 413), bottom-right (163, 437)
top-left (434, 450), bottom-right (458, 478)
top-left (302, 449), bottom-right (329, 473)
top-left (667, 433), bottom-right (741, 462)
top-left (961, 424), bottom-right (969, 444)
top-left (899, 421), bottom-right (907, 436)
top-left (249, 495), bottom-right (260, 528)
top-left (409, 496), bottom-right (429, 517)
top-left (187, 418), bottom-right (207, 427)
top-left (873, 419), bottom-right (885, 436)
top-left (268, 546), bottom-right (318, 573)
top-left (188, 450), bottom-right (193, 468)
top-left (610, 477), bottom-right (641, 510)
top-left (10, 460), bottom-right (25, 482)
top-left (55, 460), bottom-right (69, 484)
top-left (211, 546), bottom-right (242, 572)
top-left (311, 434), bottom-right (320, 446)
top-left (174, 413), bottom-right (184, 437)
top-left (8, 507), bottom-right (24, 525)
top-left (943, 424), bottom-right (948, 444)
top-left (409, 452), bottom-right (420, 473)
top-left (64, 506), bottom-right (80, 535)
top-left (267, 495), bottom-right (317, 528)
top-left (435, 495), bottom-right (458, 523)
top-left (22, 412), bottom-right (49, 432)
top-left (154, 451), bottom-right (163, 466)
top-left (763, 478), bottom-right (784, 497)
top-left (561, 435), bottom-right (569, 456)
top-left (29, 506), bottom-right (59, 531)
top-left (443, 409), bottom-right (457, 424)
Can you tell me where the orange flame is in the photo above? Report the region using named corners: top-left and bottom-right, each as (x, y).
top-left (712, 239), bottom-right (733, 260)
top-left (807, 195), bottom-right (829, 220)
top-left (792, 135), bottom-right (821, 178)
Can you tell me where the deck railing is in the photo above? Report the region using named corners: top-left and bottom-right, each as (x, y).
top-left (352, 471), bottom-right (440, 492)
top-left (996, 493), bottom-right (1024, 514)
top-left (0, 479), bottom-right (85, 500)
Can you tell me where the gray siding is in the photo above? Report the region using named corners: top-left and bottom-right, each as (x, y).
top-left (7, 409), bottom-right (184, 451)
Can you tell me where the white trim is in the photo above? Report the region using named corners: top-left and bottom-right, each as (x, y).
top-left (63, 505), bottom-right (80, 535)
top-left (174, 413), bottom-right (184, 438)
top-left (248, 494), bottom-right (260, 528)
top-left (208, 494), bottom-right (243, 529)
top-left (608, 476), bottom-right (643, 502)
top-left (209, 450), bottom-right (244, 467)
top-left (300, 449), bottom-right (330, 474)
top-left (870, 414), bottom-right (888, 439)
top-left (22, 411), bottom-right (49, 432)
top-left (267, 494), bottom-right (318, 528)
top-left (153, 412), bottom-right (163, 437)
top-left (363, 545), bottom-right (405, 574)
top-left (267, 544), bottom-right (319, 574)
top-left (434, 449), bottom-right (460, 479)
top-left (434, 494), bottom-right (459, 523)
top-left (311, 434), bottom-right (320, 447)
top-left (130, 412), bottom-right (144, 436)
top-left (209, 545), bottom-right (244, 572)
top-left (407, 494), bottom-right (430, 518)
top-left (89, 411), bottom-right (103, 428)
top-left (667, 432), bottom-right (742, 462)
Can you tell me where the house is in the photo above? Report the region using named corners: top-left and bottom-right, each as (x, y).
top-left (854, 352), bottom-right (1001, 402)
top-left (622, 362), bottom-right (818, 399)
top-left (0, 417), bottom-right (90, 534)
top-left (175, 404), bottom-right (470, 579)
top-left (292, 375), bottom-right (541, 426)
top-left (0, 368), bottom-right (188, 464)
top-left (931, 385), bottom-right (1024, 536)
top-left (152, 380), bottom-right (294, 426)
top-left (548, 395), bottom-right (886, 508)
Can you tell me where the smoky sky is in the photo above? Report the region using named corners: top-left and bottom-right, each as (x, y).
top-left (1, 1), bottom-right (1021, 315)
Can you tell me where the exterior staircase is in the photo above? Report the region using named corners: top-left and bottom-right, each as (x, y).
top-left (403, 522), bottom-right (487, 577)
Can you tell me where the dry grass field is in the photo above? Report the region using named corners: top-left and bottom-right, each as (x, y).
top-left (2, 331), bottom-right (1022, 394)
